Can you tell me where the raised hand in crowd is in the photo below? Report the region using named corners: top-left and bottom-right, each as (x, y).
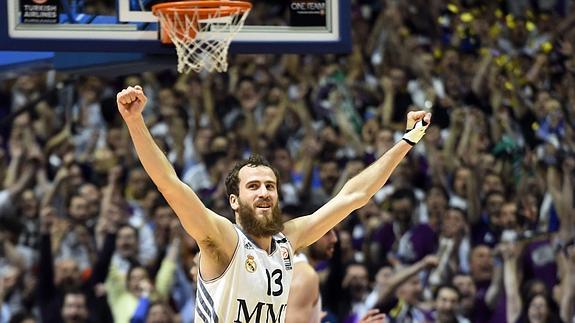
top-left (359, 309), bottom-right (386, 323)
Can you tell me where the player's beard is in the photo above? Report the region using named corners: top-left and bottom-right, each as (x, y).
top-left (309, 243), bottom-right (334, 261)
top-left (238, 199), bottom-right (284, 237)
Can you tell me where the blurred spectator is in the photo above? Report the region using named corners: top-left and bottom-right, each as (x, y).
top-left (428, 284), bottom-right (470, 323)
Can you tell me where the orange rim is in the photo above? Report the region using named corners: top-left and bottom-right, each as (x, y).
top-left (152, 1), bottom-right (252, 18)
top-left (152, 1), bottom-right (251, 45)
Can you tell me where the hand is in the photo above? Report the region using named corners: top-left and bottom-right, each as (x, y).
top-left (169, 218), bottom-right (181, 239)
top-left (498, 242), bottom-right (519, 261)
top-left (562, 155), bottom-right (575, 174)
top-left (359, 309), bottom-right (386, 323)
top-left (402, 110), bottom-right (432, 146)
top-left (27, 142), bottom-right (44, 164)
top-left (54, 166), bottom-right (71, 183)
top-left (63, 152), bottom-right (75, 168)
top-left (108, 165), bottom-right (123, 185)
top-left (422, 255), bottom-right (440, 268)
top-left (380, 76), bottom-right (393, 93)
top-left (405, 110), bottom-right (431, 131)
top-left (93, 283), bottom-right (107, 298)
top-left (8, 138), bottom-right (25, 159)
top-left (40, 206), bottom-right (57, 233)
top-left (116, 85), bottom-right (147, 122)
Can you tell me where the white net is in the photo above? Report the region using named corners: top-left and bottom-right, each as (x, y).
top-left (156, 4), bottom-right (250, 73)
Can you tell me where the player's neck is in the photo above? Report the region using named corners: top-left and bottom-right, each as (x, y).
top-left (248, 235), bottom-right (273, 254)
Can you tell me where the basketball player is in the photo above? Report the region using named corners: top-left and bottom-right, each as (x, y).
top-left (116, 86), bottom-right (430, 322)
top-left (286, 229), bottom-right (338, 322)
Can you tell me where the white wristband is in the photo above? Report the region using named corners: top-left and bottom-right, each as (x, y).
top-left (402, 120), bottom-right (427, 146)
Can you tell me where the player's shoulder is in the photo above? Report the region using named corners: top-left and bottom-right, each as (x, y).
top-left (291, 262), bottom-right (319, 299)
top-left (273, 231), bottom-right (294, 250)
top-left (293, 260), bottom-right (318, 281)
top-left (273, 231), bottom-right (290, 242)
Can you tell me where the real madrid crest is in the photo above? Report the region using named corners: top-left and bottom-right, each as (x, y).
top-left (245, 255), bottom-right (257, 273)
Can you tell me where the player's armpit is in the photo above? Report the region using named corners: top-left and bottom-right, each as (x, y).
top-left (161, 181), bottom-right (238, 256)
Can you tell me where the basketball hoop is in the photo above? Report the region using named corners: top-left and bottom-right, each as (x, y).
top-left (152, 1), bottom-right (252, 73)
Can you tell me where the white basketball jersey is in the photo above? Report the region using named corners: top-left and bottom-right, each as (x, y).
top-left (195, 226), bottom-right (295, 323)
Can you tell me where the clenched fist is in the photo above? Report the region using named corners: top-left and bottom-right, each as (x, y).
top-left (402, 110), bottom-right (432, 146)
top-left (116, 85), bottom-right (148, 122)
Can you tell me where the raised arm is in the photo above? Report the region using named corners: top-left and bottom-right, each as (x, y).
top-left (560, 247), bottom-right (575, 323)
top-left (284, 111), bottom-right (431, 250)
top-left (116, 86), bottom-right (236, 262)
top-left (502, 242), bottom-right (522, 323)
top-left (377, 255), bottom-right (438, 305)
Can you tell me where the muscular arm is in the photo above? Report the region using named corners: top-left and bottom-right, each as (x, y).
top-left (285, 140), bottom-right (411, 250)
top-left (286, 262), bottom-right (320, 323)
top-left (117, 87), bottom-right (236, 269)
top-left (285, 112), bottom-right (430, 250)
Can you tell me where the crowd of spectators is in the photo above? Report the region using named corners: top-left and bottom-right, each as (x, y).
top-left (1, 0), bottom-right (575, 322)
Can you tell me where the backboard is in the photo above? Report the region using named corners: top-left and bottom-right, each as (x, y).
top-left (0, 0), bottom-right (351, 54)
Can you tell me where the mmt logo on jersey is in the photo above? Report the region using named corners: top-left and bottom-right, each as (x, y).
top-left (234, 299), bottom-right (287, 323)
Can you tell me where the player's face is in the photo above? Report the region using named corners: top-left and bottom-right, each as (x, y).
top-left (310, 229), bottom-right (338, 260)
top-left (235, 166), bottom-right (283, 237)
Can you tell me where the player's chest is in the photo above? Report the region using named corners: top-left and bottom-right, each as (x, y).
top-left (236, 248), bottom-right (294, 299)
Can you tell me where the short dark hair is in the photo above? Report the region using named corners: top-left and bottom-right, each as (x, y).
top-left (62, 287), bottom-right (86, 299)
top-left (447, 206), bottom-right (467, 218)
top-left (225, 154), bottom-right (280, 197)
top-left (427, 185), bottom-right (449, 201)
top-left (126, 263), bottom-right (149, 288)
top-left (390, 188), bottom-right (417, 204)
top-left (482, 190), bottom-right (506, 206)
top-left (118, 223), bottom-right (139, 240)
top-left (434, 283), bottom-right (461, 301)
top-left (451, 271), bottom-right (471, 280)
